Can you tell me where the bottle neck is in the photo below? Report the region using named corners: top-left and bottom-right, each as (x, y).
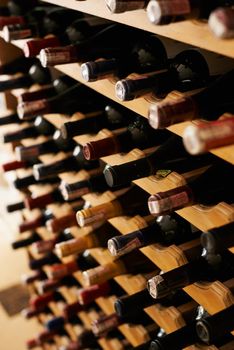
top-left (3, 125), bottom-right (39, 143)
top-left (76, 187), bottom-right (149, 227)
top-left (19, 84), bottom-right (56, 102)
top-left (11, 232), bottom-right (40, 249)
top-left (0, 112), bottom-right (20, 125)
top-left (33, 156), bottom-right (79, 180)
top-left (16, 139), bottom-right (59, 161)
top-left (24, 189), bottom-right (62, 210)
top-left (0, 74), bottom-right (32, 92)
top-left (201, 221), bottom-right (234, 254)
top-left (61, 110), bottom-right (106, 139)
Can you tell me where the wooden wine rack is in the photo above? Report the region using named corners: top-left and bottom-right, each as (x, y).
top-left (0, 0), bottom-right (233, 349)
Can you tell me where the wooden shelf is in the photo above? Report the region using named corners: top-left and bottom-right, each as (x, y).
top-left (41, 0), bottom-right (234, 58)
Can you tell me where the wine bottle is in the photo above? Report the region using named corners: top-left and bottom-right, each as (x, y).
top-left (0, 56), bottom-right (37, 75)
top-left (11, 232), bottom-right (41, 250)
top-left (6, 200), bottom-right (25, 212)
top-left (45, 203), bottom-right (85, 233)
top-left (147, 249), bottom-right (234, 299)
top-left (115, 49), bottom-right (210, 101)
top-left (0, 62), bottom-right (51, 92)
top-left (91, 311), bottom-right (153, 337)
top-left (77, 280), bottom-right (124, 305)
top-left (146, 0), bottom-right (233, 25)
top-left (16, 130), bottom-right (76, 162)
top-left (37, 275), bottom-right (79, 295)
top-left (149, 69), bottom-right (234, 129)
top-left (209, 7), bottom-right (234, 39)
top-left (26, 328), bottom-right (68, 349)
top-left (83, 251), bottom-right (158, 286)
top-left (7, 0), bottom-right (39, 14)
top-left (45, 314), bottom-right (83, 332)
top-left (46, 254), bottom-right (98, 281)
top-left (59, 172), bottom-right (127, 202)
top-left (107, 213), bottom-right (197, 257)
top-left (18, 84), bottom-right (56, 103)
top-left (2, 158), bottom-right (39, 173)
top-left (81, 34), bottom-right (168, 82)
top-left (24, 188), bottom-right (84, 210)
top-left (3, 6), bottom-right (81, 42)
top-left (2, 116), bottom-right (55, 143)
top-left (0, 6), bottom-right (9, 17)
top-left (22, 305), bottom-right (51, 319)
top-left (17, 82), bottom-right (106, 120)
top-left (148, 162), bottom-right (234, 216)
top-left (55, 221), bottom-right (119, 258)
top-left (22, 16), bottom-right (110, 57)
top-left (201, 221), bottom-right (234, 254)
top-left (0, 111), bottom-right (23, 126)
top-left (61, 103), bottom-right (137, 140)
top-left (39, 24), bottom-right (141, 67)
top-left (83, 118), bottom-right (169, 160)
top-left (103, 136), bottom-right (212, 187)
top-left (29, 253), bottom-right (60, 270)
top-left (31, 228), bottom-right (75, 255)
top-left (183, 114), bottom-right (234, 155)
top-left (33, 146), bottom-right (99, 180)
top-left (29, 290), bottom-right (65, 310)
top-left (196, 305), bottom-right (234, 344)
top-left (115, 288), bottom-right (191, 318)
top-left (21, 269), bottom-right (46, 285)
top-left (58, 330), bottom-right (99, 350)
top-left (13, 174), bottom-right (59, 190)
top-left (76, 186), bottom-right (150, 227)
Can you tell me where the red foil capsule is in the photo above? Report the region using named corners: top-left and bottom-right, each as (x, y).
top-left (77, 282), bottom-right (111, 305)
top-left (23, 36), bottom-right (61, 58)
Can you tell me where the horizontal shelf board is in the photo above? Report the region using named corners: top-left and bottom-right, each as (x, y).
top-left (41, 0), bottom-right (234, 58)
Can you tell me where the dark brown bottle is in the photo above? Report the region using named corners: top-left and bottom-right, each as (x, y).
top-left (2, 116), bottom-right (55, 143)
top-left (83, 250), bottom-right (158, 286)
top-left (80, 34), bottom-right (168, 81)
top-left (115, 288), bottom-right (191, 318)
top-left (196, 305), bottom-right (234, 344)
top-left (83, 118), bottom-right (169, 160)
top-left (33, 146), bottom-right (99, 180)
top-left (108, 214), bottom-right (197, 257)
top-left (55, 221), bottom-right (119, 257)
top-left (39, 24), bottom-right (141, 67)
top-left (115, 50), bottom-right (210, 101)
top-left (16, 130), bottom-right (76, 162)
top-left (148, 162), bottom-right (234, 216)
top-left (147, 249), bottom-right (234, 299)
top-left (17, 82), bottom-right (107, 120)
top-left (149, 69), bottom-right (234, 129)
top-left (21, 16), bottom-right (110, 57)
top-left (0, 62), bottom-right (51, 92)
top-left (13, 174), bottom-right (59, 190)
top-left (76, 186), bottom-right (150, 227)
top-left (201, 221), bottom-right (234, 255)
top-left (61, 103), bottom-right (137, 140)
top-left (103, 136), bottom-right (213, 188)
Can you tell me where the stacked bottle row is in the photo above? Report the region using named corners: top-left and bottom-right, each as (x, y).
top-left (0, 2), bottom-right (233, 154)
top-left (0, 1), bottom-right (233, 350)
top-left (1, 0), bottom-right (233, 39)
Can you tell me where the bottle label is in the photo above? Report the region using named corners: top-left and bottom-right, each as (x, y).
top-left (92, 314), bottom-right (119, 336)
top-left (196, 118), bottom-right (234, 151)
top-left (154, 169), bottom-right (172, 179)
top-left (148, 190), bottom-right (190, 215)
top-left (110, 237), bottom-right (142, 256)
top-left (42, 48), bottom-right (72, 66)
